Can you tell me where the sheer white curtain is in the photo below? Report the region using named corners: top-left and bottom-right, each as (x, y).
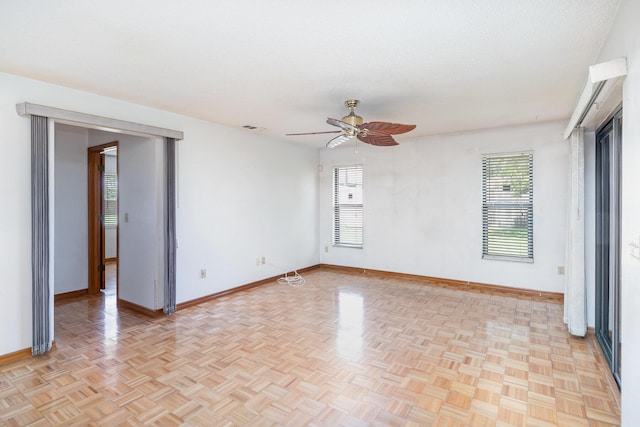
top-left (564, 127), bottom-right (586, 336)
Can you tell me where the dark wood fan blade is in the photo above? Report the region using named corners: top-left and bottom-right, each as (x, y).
top-left (286, 130), bottom-right (342, 136)
top-left (360, 121), bottom-right (416, 135)
top-left (326, 134), bottom-right (354, 148)
top-left (326, 118), bottom-right (359, 133)
top-left (357, 133), bottom-right (399, 146)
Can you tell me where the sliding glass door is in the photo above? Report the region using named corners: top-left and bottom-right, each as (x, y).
top-left (595, 108), bottom-right (622, 387)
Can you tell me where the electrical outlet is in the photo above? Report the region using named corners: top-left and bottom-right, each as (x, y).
top-left (324, 246), bottom-right (328, 253)
top-left (630, 234), bottom-right (640, 260)
top-left (256, 258), bottom-right (260, 266)
top-left (200, 269), bottom-right (206, 279)
top-left (557, 266), bottom-right (565, 275)
top-left (261, 256), bottom-right (266, 264)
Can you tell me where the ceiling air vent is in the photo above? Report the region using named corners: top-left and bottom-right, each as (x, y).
top-left (242, 125), bottom-right (266, 133)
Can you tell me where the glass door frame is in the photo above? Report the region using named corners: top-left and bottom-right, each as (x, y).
top-left (594, 107), bottom-right (622, 388)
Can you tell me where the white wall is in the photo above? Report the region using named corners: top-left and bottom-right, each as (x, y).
top-left (175, 125), bottom-right (319, 303)
top-left (320, 121), bottom-right (569, 292)
top-left (119, 134), bottom-right (163, 310)
top-left (53, 124), bottom-right (89, 294)
top-left (89, 129), bottom-right (163, 310)
top-left (104, 153), bottom-right (117, 260)
top-left (1, 74), bottom-right (35, 355)
top-left (0, 71), bottom-right (319, 356)
top-left (594, 0), bottom-right (640, 424)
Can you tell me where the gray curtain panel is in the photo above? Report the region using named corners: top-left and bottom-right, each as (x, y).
top-left (31, 115), bottom-right (51, 355)
top-left (164, 137), bottom-right (177, 314)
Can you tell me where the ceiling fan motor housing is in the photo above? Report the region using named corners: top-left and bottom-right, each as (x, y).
top-left (342, 99), bottom-right (363, 134)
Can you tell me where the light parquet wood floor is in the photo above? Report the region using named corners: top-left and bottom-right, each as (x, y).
top-left (1, 269), bottom-right (620, 426)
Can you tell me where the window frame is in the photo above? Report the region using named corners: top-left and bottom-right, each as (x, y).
top-left (481, 151), bottom-right (533, 262)
top-left (333, 165), bottom-right (364, 248)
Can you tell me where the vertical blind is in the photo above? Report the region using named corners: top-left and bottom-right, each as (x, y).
top-left (333, 165), bottom-right (363, 247)
top-left (164, 137), bottom-right (177, 315)
top-left (31, 115), bottom-right (51, 356)
top-left (482, 152), bottom-right (533, 260)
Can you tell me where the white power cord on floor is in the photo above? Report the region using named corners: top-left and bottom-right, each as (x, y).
top-left (265, 261), bottom-right (306, 287)
top-left (277, 270), bottom-right (305, 287)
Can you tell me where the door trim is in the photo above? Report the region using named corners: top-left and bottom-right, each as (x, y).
top-left (87, 142), bottom-right (117, 294)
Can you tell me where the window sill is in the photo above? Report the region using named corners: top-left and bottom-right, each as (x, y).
top-left (482, 254), bottom-right (533, 263)
top-left (333, 244), bottom-right (363, 249)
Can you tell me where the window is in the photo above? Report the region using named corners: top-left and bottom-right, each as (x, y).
top-left (104, 173), bottom-right (118, 227)
top-left (482, 152), bottom-right (533, 261)
top-left (333, 165), bottom-right (363, 247)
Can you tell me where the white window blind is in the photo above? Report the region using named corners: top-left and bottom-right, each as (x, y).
top-left (104, 173), bottom-right (118, 227)
top-left (333, 165), bottom-right (363, 247)
top-left (482, 152), bottom-right (533, 261)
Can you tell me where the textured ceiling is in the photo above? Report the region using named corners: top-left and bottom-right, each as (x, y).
top-left (0, 1), bottom-right (621, 148)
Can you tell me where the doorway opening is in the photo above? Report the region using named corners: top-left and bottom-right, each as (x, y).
top-left (595, 107), bottom-right (622, 388)
top-left (103, 146), bottom-right (118, 300)
top-left (25, 102), bottom-right (182, 355)
top-left (88, 142), bottom-right (118, 298)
